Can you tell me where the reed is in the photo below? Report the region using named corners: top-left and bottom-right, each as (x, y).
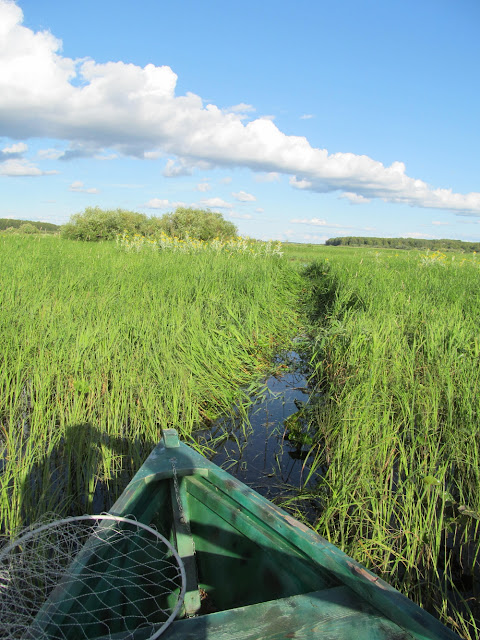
top-left (0, 235), bottom-right (300, 535)
top-left (299, 248), bottom-right (480, 638)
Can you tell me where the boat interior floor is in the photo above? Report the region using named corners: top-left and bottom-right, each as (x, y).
top-left (161, 584), bottom-right (414, 640)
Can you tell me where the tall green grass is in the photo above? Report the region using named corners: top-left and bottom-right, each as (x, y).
top-left (0, 235), bottom-right (300, 535)
top-left (301, 248), bottom-right (480, 638)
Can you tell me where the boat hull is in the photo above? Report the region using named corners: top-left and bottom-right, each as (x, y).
top-left (106, 430), bottom-right (460, 640)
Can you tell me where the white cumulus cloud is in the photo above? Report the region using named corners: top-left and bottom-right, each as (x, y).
top-left (144, 198), bottom-right (186, 209)
top-left (230, 212), bottom-right (252, 219)
top-left (232, 190), bottom-right (256, 202)
top-left (225, 103), bottom-right (256, 119)
top-left (69, 180), bottom-right (99, 193)
top-left (254, 172), bottom-right (280, 183)
top-left (144, 150), bottom-right (163, 159)
top-left (163, 159), bottom-right (194, 177)
top-left (1, 1), bottom-right (480, 214)
top-left (290, 218), bottom-right (351, 229)
top-left (201, 197), bottom-right (233, 209)
top-left (38, 148), bottom-right (64, 160)
top-left (227, 103), bottom-right (255, 113)
top-left (2, 141), bottom-right (27, 154)
top-left (0, 158), bottom-right (58, 176)
top-left (340, 192), bottom-right (371, 204)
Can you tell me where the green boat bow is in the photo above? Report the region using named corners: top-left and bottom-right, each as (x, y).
top-left (101, 429), bottom-right (460, 640)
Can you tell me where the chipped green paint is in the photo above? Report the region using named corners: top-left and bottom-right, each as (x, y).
top-left (107, 431), bottom-right (460, 640)
top-left (33, 430), bottom-right (461, 639)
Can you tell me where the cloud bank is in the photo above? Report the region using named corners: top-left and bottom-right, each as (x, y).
top-left (1, 1), bottom-right (480, 214)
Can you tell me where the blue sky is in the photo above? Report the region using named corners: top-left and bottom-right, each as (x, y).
top-left (1, 0), bottom-right (480, 243)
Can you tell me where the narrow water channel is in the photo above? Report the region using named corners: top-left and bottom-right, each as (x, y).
top-left (194, 351), bottom-right (318, 501)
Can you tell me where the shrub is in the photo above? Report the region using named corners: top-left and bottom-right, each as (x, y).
top-left (61, 207), bottom-right (150, 241)
top-left (61, 206), bottom-right (238, 242)
top-left (18, 223), bottom-right (40, 234)
top-left (155, 207), bottom-right (237, 241)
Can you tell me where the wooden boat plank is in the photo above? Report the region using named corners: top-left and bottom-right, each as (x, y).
top-left (158, 584), bottom-right (414, 640)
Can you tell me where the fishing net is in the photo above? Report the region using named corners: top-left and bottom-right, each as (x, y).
top-left (0, 514), bottom-right (186, 640)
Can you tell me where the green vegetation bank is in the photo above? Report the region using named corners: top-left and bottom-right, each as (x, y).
top-left (326, 235), bottom-right (480, 252)
top-left (0, 218), bottom-right (59, 233)
top-left (289, 246), bottom-right (480, 639)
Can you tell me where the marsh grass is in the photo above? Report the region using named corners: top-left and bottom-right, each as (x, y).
top-left (3, 234), bottom-right (479, 635)
top-left (0, 235), bottom-right (300, 535)
top-left (298, 248), bottom-right (480, 638)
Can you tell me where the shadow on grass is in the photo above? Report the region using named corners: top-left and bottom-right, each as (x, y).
top-left (19, 423), bottom-right (156, 526)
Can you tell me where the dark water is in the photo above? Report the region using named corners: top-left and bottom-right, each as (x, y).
top-left (194, 352), bottom-right (318, 501)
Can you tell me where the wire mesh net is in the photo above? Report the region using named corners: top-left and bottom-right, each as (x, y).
top-left (0, 515), bottom-right (186, 640)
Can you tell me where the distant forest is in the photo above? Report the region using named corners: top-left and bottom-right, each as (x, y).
top-left (0, 218), bottom-right (59, 232)
top-left (326, 236), bottom-right (480, 252)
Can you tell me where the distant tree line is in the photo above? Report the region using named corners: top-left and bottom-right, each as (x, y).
top-left (60, 207), bottom-right (238, 241)
top-left (326, 236), bottom-right (480, 252)
top-left (0, 218), bottom-right (59, 232)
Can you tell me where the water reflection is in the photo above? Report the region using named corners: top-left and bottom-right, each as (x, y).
top-left (195, 352), bottom-right (317, 500)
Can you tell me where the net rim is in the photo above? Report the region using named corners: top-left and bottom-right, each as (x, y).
top-left (0, 514), bottom-right (187, 640)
